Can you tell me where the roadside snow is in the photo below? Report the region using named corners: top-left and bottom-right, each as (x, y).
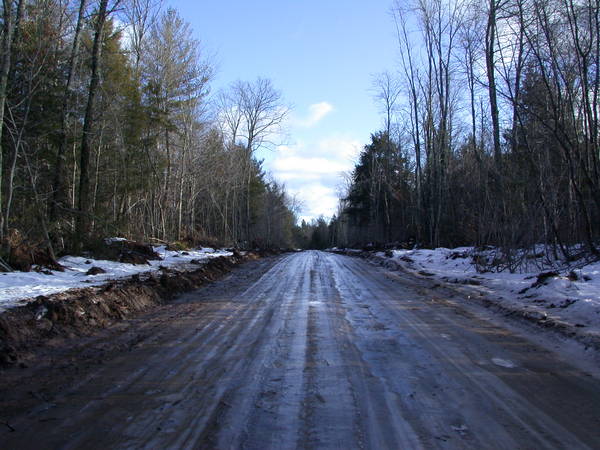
top-left (0, 246), bottom-right (232, 312)
top-left (382, 248), bottom-right (600, 334)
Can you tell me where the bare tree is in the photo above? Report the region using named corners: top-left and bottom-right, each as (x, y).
top-left (232, 77), bottom-right (289, 156)
top-left (221, 78), bottom-right (289, 241)
top-left (393, 2), bottom-right (425, 232)
top-left (371, 71), bottom-right (401, 139)
top-left (216, 89), bottom-right (244, 149)
top-left (370, 71), bottom-right (402, 240)
top-left (123, 0), bottom-right (162, 73)
top-left (140, 7), bottom-right (212, 239)
top-left (485, 0), bottom-right (503, 169)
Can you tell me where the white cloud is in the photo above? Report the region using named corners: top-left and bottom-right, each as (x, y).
top-left (316, 137), bottom-right (361, 162)
top-left (267, 136), bottom-right (363, 220)
top-left (293, 102), bottom-right (334, 128)
top-left (275, 144), bottom-right (301, 157)
top-left (289, 184), bottom-right (338, 222)
top-left (277, 172), bottom-right (323, 182)
top-left (273, 156), bottom-right (348, 174)
top-left (276, 136), bottom-right (361, 163)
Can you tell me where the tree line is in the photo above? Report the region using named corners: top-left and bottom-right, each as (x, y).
top-left (0, 0), bottom-right (299, 268)
top-left (332, 0), bottom-right (600, 265)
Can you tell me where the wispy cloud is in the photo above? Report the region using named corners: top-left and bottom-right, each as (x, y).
top-left (293, 102), bottom-right (334, 128)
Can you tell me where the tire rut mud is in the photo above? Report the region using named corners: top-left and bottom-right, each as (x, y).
top-left (1, 251), bottom-right (600, 449)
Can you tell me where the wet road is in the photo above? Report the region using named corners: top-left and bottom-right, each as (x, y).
top-left (2, 251), bottom-right (600, 449)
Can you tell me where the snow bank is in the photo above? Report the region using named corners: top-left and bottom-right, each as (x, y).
top-left (0, 246), bottom-right (232, 312)
top-left (382, 247), bottom-right (600, 334)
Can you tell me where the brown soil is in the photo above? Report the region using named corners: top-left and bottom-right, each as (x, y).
top-left (3, 230), bottom-right (63, 272)
top-left (89, 239), bottom-right (162, 265)
top-left (0, 251), bottom-right (263, 367)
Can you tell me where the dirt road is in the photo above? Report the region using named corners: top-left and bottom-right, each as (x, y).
top-left (2, 251), bottom-right (600, 449)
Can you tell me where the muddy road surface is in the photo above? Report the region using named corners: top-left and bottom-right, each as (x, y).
top-left (2, 251), bottom-right (600, 449)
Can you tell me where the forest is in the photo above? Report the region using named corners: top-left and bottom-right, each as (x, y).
top-left (0, 0), bottom-right (299, 269)
top-left (330, 0), bottom-right (600, 265)
top-left (0, 0), bottom-right (599, 269)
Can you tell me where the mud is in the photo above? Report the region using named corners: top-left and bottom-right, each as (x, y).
top-left (336, 249), bottom-right (600, 351)
top-left (1, 251), bottom-right (600, 449)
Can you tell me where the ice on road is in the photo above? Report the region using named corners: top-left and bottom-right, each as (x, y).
top-left (2, 251), bottom-right (600, 449)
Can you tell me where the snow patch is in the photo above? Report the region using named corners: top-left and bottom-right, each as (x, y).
top-left (0, 246), bottom-right (232, 312)
top-left (382, 247), bottom-right (600, 335)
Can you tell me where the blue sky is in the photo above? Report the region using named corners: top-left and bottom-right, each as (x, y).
top-left (168, 0), bottom-right (398, 221)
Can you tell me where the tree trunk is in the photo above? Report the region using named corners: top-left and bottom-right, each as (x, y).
top-left (51, 0), bottom-right (87, 224)
top-left (75, 0), bottom-right (109, 251)
top-left (486, 0), bottom-right (502, 169)
top-left (0, 0), bottom-right (23, 241)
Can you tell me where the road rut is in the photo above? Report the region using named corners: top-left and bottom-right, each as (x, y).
top-left (1, 251), bottom-right (600, 449)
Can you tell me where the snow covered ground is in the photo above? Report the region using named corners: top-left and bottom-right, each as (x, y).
top-left (0, 246), bottom-right (232, 312)
top-left (377, 247), bottom-right (600, 335)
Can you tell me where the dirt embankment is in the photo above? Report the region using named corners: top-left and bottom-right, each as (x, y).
top-left (0, 251), bottom-right (272, 366)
